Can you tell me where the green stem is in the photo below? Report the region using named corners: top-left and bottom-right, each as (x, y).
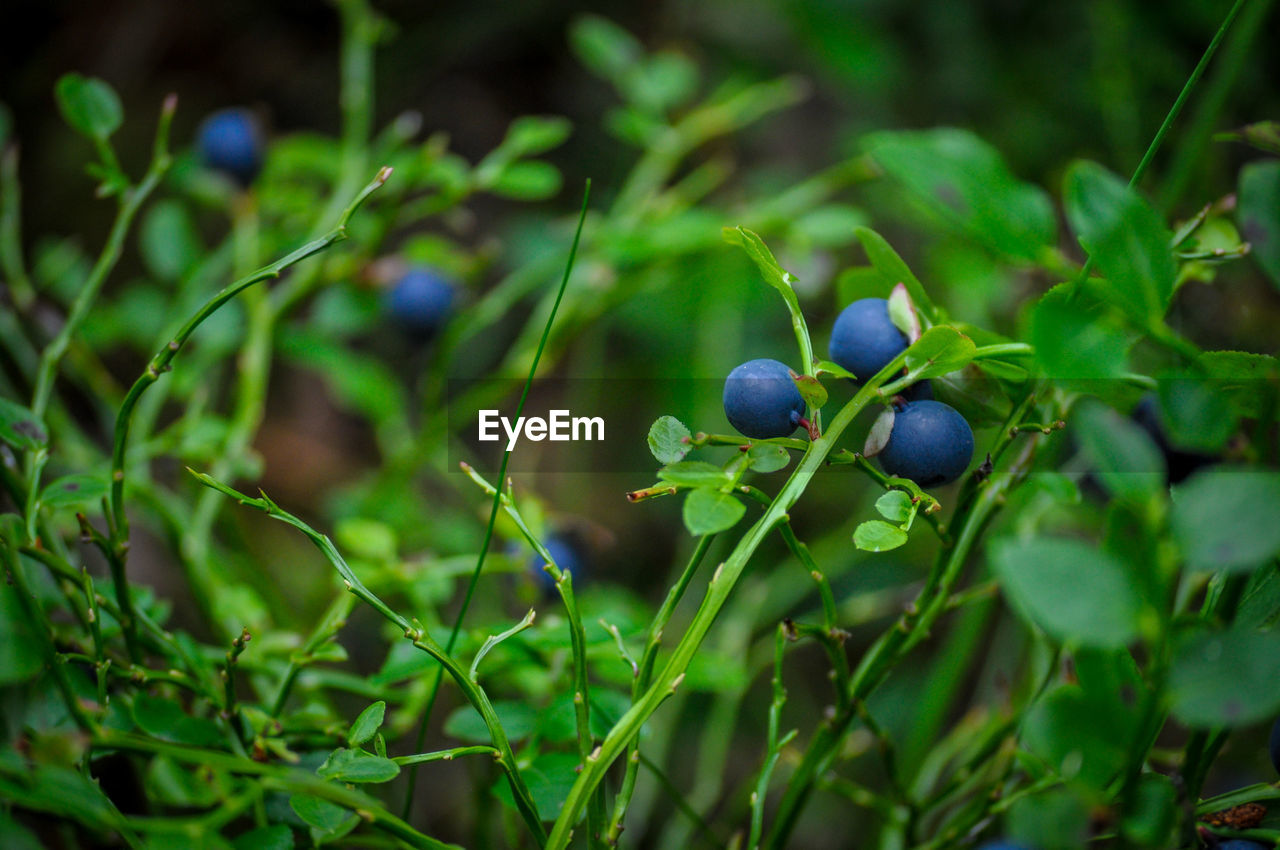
top-left (764, 435), bottom-right (1042, 848)
top-left (747, 625), bottom-right (796, 850)
top-left (190, 472), bottom-right (547, 844)
top-left (0, 145), bottom-right (36, 311)
top-left (92, 732), bottom-right (462, 850)
top-left (605, 533), bottom-right (717, 843)
top-left (103, 168), bottom-right (388, 656)
top-left (30, 95), bottom-right (175, 420)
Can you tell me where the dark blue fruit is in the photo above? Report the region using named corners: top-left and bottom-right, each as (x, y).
top-left (1131, 395), bottom-right (1216, 485)
top-left (829, 298), bottom-right (909, 383)
top-left (1217, 841), bottom-right (1268, 850)
top-left (977, 842), bottom-right (1031, 850)
top-left (1270, 716), bottom-right (1280, 776)
top-left (723, 358), bottom-right (807, 440)
top-left (878, 400), bottom-right (974, 487)
top-left (196, 108), bottom-right (263, 185)
top-left (530, 536), bottom-right (580, 591)
top-left (385, 268), bottom-right (455, 339)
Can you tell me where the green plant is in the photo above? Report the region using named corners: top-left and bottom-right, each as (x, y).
top-left (2, 2), bottom-right (1279, 850)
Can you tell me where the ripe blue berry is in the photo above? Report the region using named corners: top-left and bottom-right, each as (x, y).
top-left (1218, 842), bottom-right (1268, 850)
top-left (878, 400), bottom-right (974, 487)
top-left (529, 536), bottom-right (581, 592)
top-left (829, 298), bottom-right (908, 382)
top-left (385, 268), bottom-right (455, 339)
top-left (723, 358), bottom-right (807, 440)
top-left (1270, 716), bottom-right (1280, 775)
top-left (1132, 394), bottom-right (1216, 484)
top-left (829, 297), bottom-right (930, 399)
top-left (977, 842), bottom-right (1031, 850)
top-left (196, 109), bottom-right (263, 186)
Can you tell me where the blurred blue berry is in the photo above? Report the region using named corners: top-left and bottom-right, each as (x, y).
top-left (196, 108), bottom-right (263, 186)
top-left (385, 268), bottom-right (455, 339)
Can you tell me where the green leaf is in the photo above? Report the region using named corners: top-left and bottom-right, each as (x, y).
top-left (1169, 623), bottom-right (1280, 726)
top-left (0, 582), bottom-right (43, 686)
top-left (874, 491), bottom-right (914, 523)
top-left (1236, 564), bottom-right (1280, 631)
top-left (490, 161), bottom-right (562, 200)
top-left (1022, 648), bottom-right (1144, 790)
top-left (658, 461), bottom-right (731, 488)
top-left (1121, 774), bottom-right (1177, 847)
top-left (853, 227), bottom-right (937, 322)
top-left (1064, 161), bottom-right (1176, 322)
top-left (791, 372), bottom-right (827, 410)
top-left (131, 694), bottom-right (224, 747)
top-left (682, 487), bottom-right (745, 536)
top-left (864, 128), bottom-right (1057, 262)
top-left (813, 359), bottom-right (857, 381)
top-left (834, 266), bottom-right (894, 307)
top-left (792, 204), bottom-right (868, 248)
top-left (500, 115), bottom-right (572, 158)
top-left (1073, 399), bottom-right (1165, 503)
top-left (278, 328), bottom-right (406, 423)
top-left (1030, 283), bottom-right (1130, 381)
top-left (1171, 469), bottom-right (1280, 572)
top-left (0, 103), bottom-right (11, 149)
top-left (747, 444), bottom-right (790, 474)
top-left (647, 416), bottom-right (691, 464)
top-left (444, 701), bottom-right (537, 744)
top-left (1198, 350), bottom-right (1278, 418)
top-left (316, 748), bottom-right (400, 783)
top-left (232, 824), bottom-right (294, 850)
top-left (570, 15), bottom-right (645, 85)
top-left (492, 752), bottom-right (580, 821)
top-left (1006, 786), bottom-right (1090, 850)
top-left (54, 73), bottom-right (123, 140)
top-left (0, 397), bottom-right (48, 451)
top-left (334, 519), bottom-right (397, 564)
top-left (853, 520), bottom-right (908, 552)
top-left (347, 700), bottom-right (386, 746)
top-left (902, 326), bottom-right (976, 381)
top-left (40, 474), bottom-right (108, 509)
top-left (145, 755), bottom-right (221, 808)
top-left (140, 200), bottom-right (202, 283)
top-left (626, 51), bottom-right (700, 114)
top-left (722, 225), bottom-right (799, 299)
top-left (289, 794), bottom-right (357, 837)
top-left (0, 811), bottom-right (40, 850)
top-left (1238, 159), bottom-right (1280, 289)
top-left (990, 537), bottom-right (1144, 648)
top-left (1154, 372), bottom-right (1236, 452)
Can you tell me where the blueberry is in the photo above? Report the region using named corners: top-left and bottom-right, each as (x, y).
top-left (385, 268), bottom-right (455, 339)
top-left (977, 842), bottom-right (1032, 850)
top-left (1131, 394), bottom-right (1216, 484)
top-left (1217, 841), bottom-right (1268, 850)
top-left (877, 400), bottom-right (974, 487)
top-left (196, 108), bottom-right (263, 186)
top-left (529, 536), bottom-right (581, 592)
top-left (829, 298), bottom-right (909, 383)
top-left (723, 358), bottom-right (807, 440)
top-left (1270, 716), bottom-right (1280, 776)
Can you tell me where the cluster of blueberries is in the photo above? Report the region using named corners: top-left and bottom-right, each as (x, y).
top-left (196, 108), bottom-right (457, 339)
top-left (722, 297), bottom-right (975, 487)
